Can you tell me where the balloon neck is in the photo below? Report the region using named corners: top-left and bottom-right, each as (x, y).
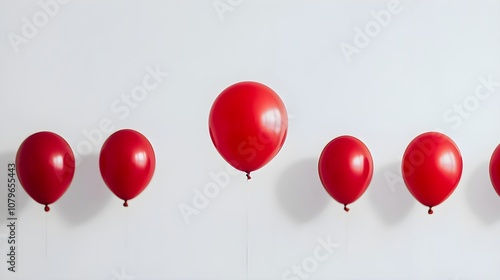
top-left (344, 204), bottom-right (350, 212)
top-left (123, 200), bottom-right (128, 207)
top-left (246, 172), bottom-right (252, 180)
top-left (44, 205), bottom-right (50, 212)
top-left (428, 207), bottom-right (433, 215)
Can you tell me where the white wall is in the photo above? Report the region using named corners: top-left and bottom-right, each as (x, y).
top-left (1, 0), bottom-right (500, 279)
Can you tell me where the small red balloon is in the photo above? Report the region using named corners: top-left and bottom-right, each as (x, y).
top-left (16, 131), bottom-right (75, 212)
top-left (99, 129), bottom-right (156, 206)
top-left (489, 144), bottom-right (500, 196)
top-left (402, 132), bottom-right (463, 214)
top-left (209, 81), bottom-right (288, 179)
top-left (318, 136), bottom-right (373, 211)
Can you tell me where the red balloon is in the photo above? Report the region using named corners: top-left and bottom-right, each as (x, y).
top-left (318, 136), bottom-right (373, 212)
top-left (402, 132), bottom-right (463, 214)
top-left (489, 144), bottom-right (500, 196)
top-left (16, 131), bottom-right (75, 212)
top-left (99, 129), bottom-right (156, 207)
top-left (209, 81), bottom-right (288, 179)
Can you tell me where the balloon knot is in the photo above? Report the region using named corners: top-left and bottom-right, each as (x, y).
top-left (44, 205), bottom-right (50, 212)
top-left (123, 200), bottom-right (128, 207)
top-left (246, 172), bottom-right (251, 180)
top-left (428, 207), bottom-right (433, 215)
top-left (344, 204), bottom-right (350, 212)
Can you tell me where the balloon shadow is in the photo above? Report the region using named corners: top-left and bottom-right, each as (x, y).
top-left (58, 154), bottom-right (113, 225)
top-left (368, 162), bottom-right (415, 225)
top-left (275, 158), bottom-right (330, 223)
top-left (466, 162), bottom-right (500, 224)
top-left (0, 152), bottom-right (30, 219)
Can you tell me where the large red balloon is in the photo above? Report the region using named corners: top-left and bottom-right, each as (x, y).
top-left (16, 131), bottom-right (75, 212)
top-left (209, 81), bottom-right (288, 179)
top-left (402, 132), bottom-right (463, 214)
top-left (318, 135), bottom-right (373, 212)
top-left (489, 144), bottom-right (500, 196)
top-left (99, 129), bottom-right (156, 207)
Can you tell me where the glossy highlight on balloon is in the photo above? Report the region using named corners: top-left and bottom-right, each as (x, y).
top-left (402, 132), bottom-right (463, 214)
top-left (209, 81), bottom-right (288, 179)
top-left (318, 135), bottom-right (373, 212)
top-left (99, 129), bottom-right (156, 207)
top-left (16, 131), bottom-right (75, 212)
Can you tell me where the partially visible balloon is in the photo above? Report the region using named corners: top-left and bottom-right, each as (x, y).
top-left (209, 81), bottom-right (288, 179)
top-left (16, 131), bottom-right (75, 212)
top-left (489, 144), bottom-right (500, 196)
top-left (402, 132), bottom-right (463, 214)
top-left (318, 135), bottom-right (373, 212)
top-left (99, 129), bottom-right (156, 207)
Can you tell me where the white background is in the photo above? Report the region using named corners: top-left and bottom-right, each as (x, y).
top-left (1, 0), bottom-right (500, 279)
